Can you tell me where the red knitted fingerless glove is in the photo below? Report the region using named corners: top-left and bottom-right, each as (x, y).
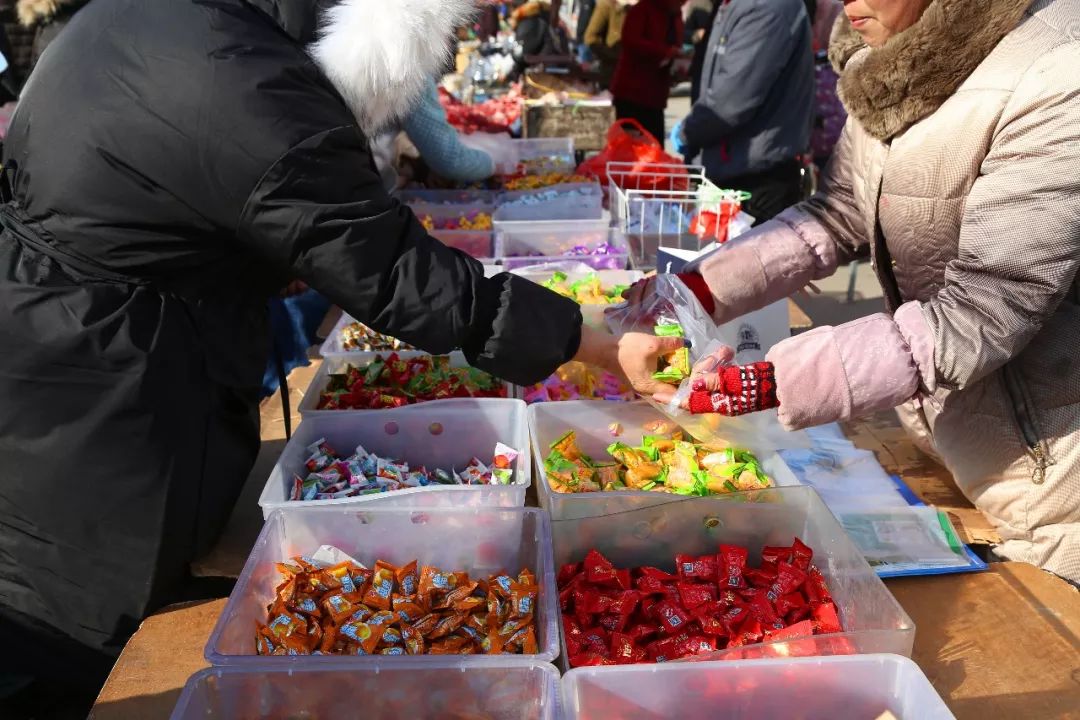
top-left (687, 362), bottom-right (779, 416)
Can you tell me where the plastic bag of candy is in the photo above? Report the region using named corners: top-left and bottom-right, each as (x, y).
top-left (606, 276), bottom-right (805, 453)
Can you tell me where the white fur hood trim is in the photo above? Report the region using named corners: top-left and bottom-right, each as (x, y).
top-left (309, 0), bottom-right (477, 136)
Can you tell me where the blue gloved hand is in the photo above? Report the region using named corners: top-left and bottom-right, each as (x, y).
top-left (670, 120), bottom-right (690, 157)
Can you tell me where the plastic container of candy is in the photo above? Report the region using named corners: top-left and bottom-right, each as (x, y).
top-left (496, 227), bottom-right (631, 272)
top-left (206, 507), bottom-right (560, 665)
top-left (430, 228), bottom-right (496, 263)
top-left (396, 188), bottom-right (499, 206)
top-left (512, 137), bottom-right (575, 168)
top-left (298, 354), bottom-right (513, 416)
top-left (411, 205), bottom-right (496, 261)
top-left (530, 400), bottom-right (800, 521)
top-left (561, 654), bottom-right (951, 719)
top-left (510, 264), bottom-right (644, 329)
top-left (494, 182), bottom-right (604, 222)
top-left (259, 398), bottom-right (531, 517)
top-left (549, 490), bottom-right (915, 670)
top-left (171, 660), bottom-right (562, 719)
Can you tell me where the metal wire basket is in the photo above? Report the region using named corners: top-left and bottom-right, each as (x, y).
top-left (607, 162), bottom-right (749, 269)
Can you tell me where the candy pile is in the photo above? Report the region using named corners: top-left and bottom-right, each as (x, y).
top-left (290, 439), bottom-right (520, 501)
top-left (652, 323), bottom-right (690, 383)
top-left (559, 539), bottom-right (843, 667)
top-left (544, 428), bottom-right (770, 495)
top-left (524, 363), bottom-right (634, 404)
top-left (339, 321), bottom-right (413, 353)
top-left (439, 84), bottom-right (523, 135)
top-left (418, 210), bottom-right (493, 231)
top-left (542, 271), bottom-right (629, 305)
top-left (257, 547), bottom-right (538, 656)
top-left (317, 354), bottom-right (507, 410)
top-left (503, 172), bottom-right (591, 191)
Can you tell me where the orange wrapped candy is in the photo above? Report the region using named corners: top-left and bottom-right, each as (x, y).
top-left (255, 549), bottom-right (539, 658)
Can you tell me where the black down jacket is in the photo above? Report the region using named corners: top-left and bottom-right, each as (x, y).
top-left (0, 0), bottom-right (582, 679)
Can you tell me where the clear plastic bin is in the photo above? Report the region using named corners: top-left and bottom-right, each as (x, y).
top-left (206, 507), bottom-right (559, 665)
top-left (529, 401), bottom-right (801, 521)
top-left (514, 137), bottom-right (575, 166)
top-left (258, 398), bottom-right (531, 517)
top-left (172, 660), bottom-right (561, 719)
top-left (298, 354), bottom-right (513, 416)
top-left (511, 265), bottom-right (644, 291)
top-left (495, 182), bottom-right (604, 222)
top-left (561, 654), bottom-right (952, 719)
top-left (396, 188), bottom-right (498, 206)
top-left (496, 223), bottom-right (630, 272)
top-left (550, 489), bottom-right (915, 668)
top-left (429, 228), bottom-right (495, 263)
top-left (510, 266), bottom-right (644, 329)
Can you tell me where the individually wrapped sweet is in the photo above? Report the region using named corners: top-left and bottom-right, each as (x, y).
top-left (288, 442), bottom-right (521, 500)
top-left (317, 353), bottom-right (506, 411)
top-left (560, 540), bottom-right (843, 667)
top-left (544, 429), bottom-right (771, 496)
top-left (256, 548), bottom-right (538, 657)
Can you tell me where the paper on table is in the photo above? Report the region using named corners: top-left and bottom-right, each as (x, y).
top-left (780, 432), bottom-right (909, 513)
top-left (837, 506), bottom-right (976, 574)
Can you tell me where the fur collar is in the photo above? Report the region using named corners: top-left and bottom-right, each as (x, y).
top-left (829, 0), bottom-right (1033, 140)
top-left (16, 0), bottom-right (85, 27)
top-left (309, 0), bottom-right (477, 136)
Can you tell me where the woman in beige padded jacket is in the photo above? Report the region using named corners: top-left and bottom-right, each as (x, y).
top-left (629, 0), bottom-right (1080, 582)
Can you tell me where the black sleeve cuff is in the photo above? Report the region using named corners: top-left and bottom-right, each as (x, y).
top-left (463, 272), bottom-right (584, 386)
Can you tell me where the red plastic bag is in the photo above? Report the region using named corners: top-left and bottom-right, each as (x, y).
top-left (578, 118), bottom-right (689, 191)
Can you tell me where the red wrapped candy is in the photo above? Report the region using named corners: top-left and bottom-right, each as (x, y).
top-left (558, 540), bottom-right (842, 668)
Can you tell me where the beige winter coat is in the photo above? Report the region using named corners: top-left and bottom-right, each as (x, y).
top-left (693, 0), bottom-right (1080, 580)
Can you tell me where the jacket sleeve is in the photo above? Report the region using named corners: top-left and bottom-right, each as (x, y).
top-left (765, 45), bottom-right (1080, 431)
top-left (620, 5), bottom-right (674, 62)
top-left (922, 45), bottom-right (1080, 390)
top-left (685, 121), bottom-right (866, 325)
top-left (237, 125), bottom-right (583, 385)
top-left (403, 80), bottom-right (495, 183)
top-left (682, 2), bottom-right (803, 149)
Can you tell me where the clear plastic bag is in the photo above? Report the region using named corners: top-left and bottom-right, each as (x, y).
top-left (606, 275), bottom-right (808, 454)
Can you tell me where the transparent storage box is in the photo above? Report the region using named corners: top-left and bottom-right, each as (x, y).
top-left (510, 265), bottom-right (644, 329)
top-left (496, 223), bottom-right (631, 272)
top-left (550, 489), bottom-right (915, 668)
top-left (396, 188), bottom-right (498, 206)
top-left (561, 654), bottom-right (952, 719)
top-left (495, 182), bottom-right (604, 222)
top-left (258, 398), bottom-right (531, 517)
top-left (429, 228), bottom-right (495, 262)
top-left (513, 137), bottom-right (575, 168)
top-left (172, 660), bottom-right (562, 720)
top-left (298, 354), bottom-right (513, 416)
top-left (206, 507), bottom-right (559, 665)
top-left (404, 200), bottom-right (496, 261)
top-left (529, 401), bottom-right (800, 521)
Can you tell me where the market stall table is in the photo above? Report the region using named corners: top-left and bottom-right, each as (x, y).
top-left (88, 563), bottom-right (1079, 720)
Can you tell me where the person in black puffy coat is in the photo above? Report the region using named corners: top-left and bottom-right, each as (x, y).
top-left (0, 0), bottom-right (676, 690)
